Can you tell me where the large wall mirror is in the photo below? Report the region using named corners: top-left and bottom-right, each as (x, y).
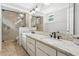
top-left (31, 16), bottom-right (43, 31)
top-left (30, 3), bottom-right (79, 35)
top-left (43, 3), bottom-right (75, 35)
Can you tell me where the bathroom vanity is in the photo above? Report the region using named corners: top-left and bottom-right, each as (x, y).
top-left (19, 32), bottom-right (79, 56)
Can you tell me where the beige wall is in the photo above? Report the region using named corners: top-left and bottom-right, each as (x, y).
top-left (36, 17), bottom-right (43, 31)
top-left (26, 13), bottom-right (32, 28)
top-left (2, 10), bottom-right (18, 31)
top-left (2, 10), bottom-right (18, 42)
top-left (2, 10), bottom-right (26, 43)
top-left (2, 24), bottom-right (17, 41)
top-left (31, 16), bottom-right (43, 31)
top-left (2, 11), bottom-right (18, 23)
top-left (26, 13), bottom-right (29, 27)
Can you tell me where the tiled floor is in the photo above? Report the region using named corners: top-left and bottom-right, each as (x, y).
top-left (0, 29), bottom-right (29, 56)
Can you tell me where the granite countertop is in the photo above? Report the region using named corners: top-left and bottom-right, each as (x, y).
top-left (24, 32), bottom-right (79, 56)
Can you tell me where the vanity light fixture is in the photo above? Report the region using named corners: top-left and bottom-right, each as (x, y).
top-left (19, 13), bottom-right (24, 18)
top-left (30, 9), bottom-right (35, 14)
top-left (32, 8), bottom-right (36, 14)
top-left (15, 19), bottom-right (22, 25)
top-left (35, 5), bottom-right (40, 12)
top-left (15, 13), bottom-right (24, 25)
top-left (30, 5), bottom-right (40, 15)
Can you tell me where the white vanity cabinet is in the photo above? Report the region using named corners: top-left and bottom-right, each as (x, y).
top-left (19, 27), bottom-right (31, 46)
top-left (57, 51), bottom-right (68, 56)
top-left (26, 36), bottom-right (68, 56)
top-left (36, 41), bottom-right (56, 56)
top-left (26, 37), bottom-right (36, 56)
top-left (21, 33), bottom-right (27, 50)
top-left (36, 48), bottom-right (48, 56)
top-left (19, 28), bottom-right (22, 45)
top-left (25, 34), bottom-right (72, 56)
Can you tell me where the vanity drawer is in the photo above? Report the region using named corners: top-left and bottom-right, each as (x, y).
top-left (36, 48), bottom-right (48, 56)
top-left (27, 41), bottom-right (35, 53)
top-left (27, 37), bottom-right (35, 45)
top-left (57, 51), bottom-right (67, 56)
top-left (27, 47), bottom-right (35, 56)
top-left (27, 37), bottom-right (36, 56)
top-left (36, 41), bottom-right (56, 56)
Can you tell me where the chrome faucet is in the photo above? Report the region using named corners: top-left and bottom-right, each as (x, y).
top-left (52, 32), bottom-right (56, 38)
top-left (51, 31), bottom-right (61, 39)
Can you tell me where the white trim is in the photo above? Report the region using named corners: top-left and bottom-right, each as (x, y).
top-left (2, 4), bottom-right (29, 13)
top-left (0, 3), bottom-right (2, 51)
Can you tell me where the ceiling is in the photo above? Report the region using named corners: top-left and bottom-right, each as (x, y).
top-left (1, 3), bottom-right (69, 15)
top-left (3, 3), bottom-right (37, 11)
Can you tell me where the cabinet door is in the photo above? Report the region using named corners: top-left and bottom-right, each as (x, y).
top-left (27, 37), bottom-right (35, 45)
top-left (18, 33), bottom-right (22, 45)
top-left (36, 48), bottom-right (48, 56)
top-left (19, 28), bottom-right (22, 45)
top-left (57, 51), bottom-right (67, 56)
top-left (21, 35), bottom-right (27, 50)
top-left (27, 46), bottom-right (35, 56)
top-left (36, 41), bottom-right (56, 56)
top-left (27, 37), bottom-right (35, 56)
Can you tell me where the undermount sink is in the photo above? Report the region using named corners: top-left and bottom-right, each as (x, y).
top-left (40, 35), bottom-right (51, 39)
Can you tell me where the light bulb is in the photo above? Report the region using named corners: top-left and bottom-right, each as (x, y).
top-left (36, 7), bottom-right (40, 12)
top-left (17, 17), bottom-right (20, 19)
top-left (30, 10), bottom-right (35, 14)
top-left (32, 10), bottom-right (35, 14)
top-left (19, 14), bottom-right (24, 18)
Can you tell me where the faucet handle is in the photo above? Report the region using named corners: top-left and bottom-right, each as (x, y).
top-left (52, 32), bottom-right (54, 35)
top-left (49, 34), bottom-right (52, 38)
top-left (57, 36), bottom-right (61, 39)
